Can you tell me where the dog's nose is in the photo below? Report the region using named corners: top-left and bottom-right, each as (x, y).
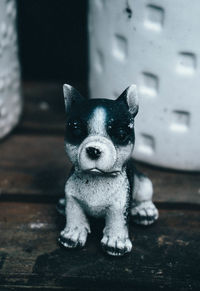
top-left (86, 147), bottom-right (101, 160)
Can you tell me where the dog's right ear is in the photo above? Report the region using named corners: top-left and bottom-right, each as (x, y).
top-left (63, 84), bottom-right (84, 113)
top-left (117, 84), bottom-right (139, 117)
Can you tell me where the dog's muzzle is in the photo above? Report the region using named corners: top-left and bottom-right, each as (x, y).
top-left (78, 136), bottom-right (117, 173)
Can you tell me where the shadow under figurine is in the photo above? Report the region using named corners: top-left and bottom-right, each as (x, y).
top-left (58, 84), bottom-right (159, 256)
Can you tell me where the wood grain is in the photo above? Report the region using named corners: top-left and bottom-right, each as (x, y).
top-left (0, 202), bottom-right (199, 290)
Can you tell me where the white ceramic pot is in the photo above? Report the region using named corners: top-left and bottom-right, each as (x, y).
top-left (88, 0), bottom-right (200, 171)
top-left (0, 0), bottom-right (21, 139)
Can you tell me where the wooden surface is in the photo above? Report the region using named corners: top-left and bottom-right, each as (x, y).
top-left (0, 82), bottom-right (199, 290)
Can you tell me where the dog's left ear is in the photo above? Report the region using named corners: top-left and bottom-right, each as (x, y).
top-left (63, 84), bottom-right (84, 113)
top-left (117, 84), bottom-right (139, 117)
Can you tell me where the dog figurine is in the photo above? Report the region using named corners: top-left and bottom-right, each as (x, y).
top-left (58, 84), bottom-right (158, 256)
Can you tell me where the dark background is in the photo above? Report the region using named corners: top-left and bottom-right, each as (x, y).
top-left (16, 0), bottom-right (88, 86)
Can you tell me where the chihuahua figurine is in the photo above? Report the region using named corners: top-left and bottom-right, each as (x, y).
top-left (58, 84), bottom-right (158, 256)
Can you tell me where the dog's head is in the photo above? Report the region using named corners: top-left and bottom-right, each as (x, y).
top-left (63, 84), bottom-right (139, 175)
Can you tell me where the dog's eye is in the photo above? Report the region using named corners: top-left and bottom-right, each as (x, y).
top-left (70, 121), bottom-right (79, 130)
top-left (118, 128), bottom-right (127, 140)
top-left (68, 121), bottom-right (82, 135)
top-left (113, 127), bottom-right (130, 143)
top-left (66, 119), bottom-right (87, 144)
top-left (107, 121), bottom-right (133, 145)
top-left (68, 121), bottom-right (79, 129)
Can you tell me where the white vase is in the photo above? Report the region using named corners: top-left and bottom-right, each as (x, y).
top-left (88, 0), bottom-right (200, 171)
top-left (0, 0), bottom-right (21, 139)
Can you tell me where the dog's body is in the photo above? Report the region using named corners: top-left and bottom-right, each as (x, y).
top-left (58, 84), bottom-right (158, 256)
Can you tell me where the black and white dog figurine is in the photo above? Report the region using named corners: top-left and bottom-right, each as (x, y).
top-left (58, 84), bottom-right (158, 256)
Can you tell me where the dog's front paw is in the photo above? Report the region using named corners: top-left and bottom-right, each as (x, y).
top-left (101, 235), bottom-right (132, 256)
top-left (59, 227), bottom-right (88, 248)
top-left (131, 201), bottom-right (159, 225)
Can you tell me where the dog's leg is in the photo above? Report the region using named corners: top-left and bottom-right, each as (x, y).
top-left (59, 196), bottom-right (90, 248)
top-left (131, 173), bottom-right (159, 225)
top-left (101, 206), bottom-right (132, 256)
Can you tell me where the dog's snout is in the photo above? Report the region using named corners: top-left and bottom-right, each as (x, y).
top-left (86, 147), bottom-right (101, 160)
top-left (78, 136), bottom-right (117, 172)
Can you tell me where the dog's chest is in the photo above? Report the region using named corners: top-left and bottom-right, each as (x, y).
top-left (65, 171), bottom-right (130, 216)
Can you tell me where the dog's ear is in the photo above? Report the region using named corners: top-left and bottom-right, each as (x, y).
top-left (117, 84), bottom-right (139, 117)
top-left (63, 84), bottom-right (84, 113)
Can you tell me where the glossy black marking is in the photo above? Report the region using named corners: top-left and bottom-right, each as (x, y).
top-left (86, 147), bottom-right (101, 160)
top-left (101, 243), bottom-right (128, 256)
top-left (65, 117), bottom-right (88, 145)
top-left (107, 118), bottom-right (134, 146)
top-left (65, 97), bottom-right (136, 146)
top-left (132, 214), bottom-right (157, 222)
top-left (58, 235), bottom-right (83, 248)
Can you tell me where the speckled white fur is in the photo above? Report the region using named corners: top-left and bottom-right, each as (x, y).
top-left (61, 169), bottom-right (132, 255)
top-left (60, 84), bottom-right (158, 256)
top-left (131, 175), bottom-right (158, 225)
